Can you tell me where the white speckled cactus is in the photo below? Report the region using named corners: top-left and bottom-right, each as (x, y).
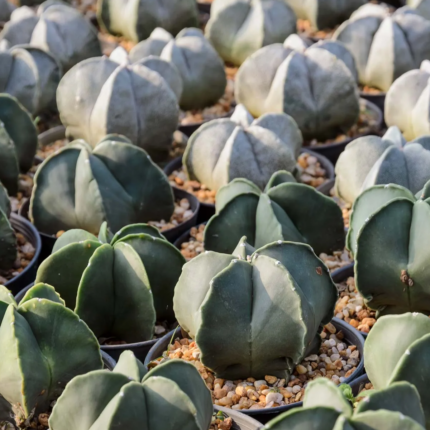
top-left (205, 0), bottom-right (297, 66)
top-left (0, 1), bottom-right (102, 72)
top-left (335, 126), bottom-right (430, 203)
top-left (97, 0), bottom-right (198, 43)
top-left (56, 55), bottom-right (179, 158)
top-left (130, 28), bottom-right (227, 110)
top-left (235, 35), bottom-right (359, 140)
top-left (333, 4), bottom-right (430, 92)
top-left (183, 104), bottom-right (302, 192)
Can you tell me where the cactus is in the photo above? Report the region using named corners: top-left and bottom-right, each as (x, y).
top-left (97, 0), bottom-right (198, 43)
top-left (346, 180), bottom-right (430, 316)
top-left (30, 136), bottom-right (175, 236)
top-left (0, 184), bottom-right (16, 271)
top-left (0, 1), bottom-right (102, 72)
top-left (34, 222), bottom-right (185, 342)
top-left (0, 0), bottom-right (14, 22)
top-left (49, 352), bottom-right (213, 430)
top-left (56, 55), bottom-right (179, 158)
top-left (0, 94), bottom-right (38, 196)
top-left (174, 237), bottom-right (338, 380)
top-left (335, 126), bottom-right (430, 204)
top-left (130, 28), bottom-right (227, 111)
top-left (263, 377), bottom-right (425, 430)
top-left (385, 61), bottom-right (430, 140)
top-left (183, 104), bottom-right (303, 193)
top-left (408, 0), bottom-right (430, 19)
top-left (0, 45), bottom-right (61, 116)
top-left (0, 284), bottom-right (103, 425)
top-left (333, 4), bottom-right (430, 92)
top-left (204, 171), bottom-right (344, 255)
top-left (205, 0), bottom-right (297, 66)
top-left (285, 0), bottom-right (366, 30)
top-left (365, 313), bottom-right (430, 427)
top-left (235, 35), bottom-right (359, 140)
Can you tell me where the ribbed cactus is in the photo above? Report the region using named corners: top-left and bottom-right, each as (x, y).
top-left (408, 0), bottom-right (430, 19)
top-left (183, 105), bottom-right (302, 193)
top-left (130, 28), bottom-right (227, 110)
top-left (35, 223), bottom-right (185, 342)
top-left (0, 2), bottom-right (101, 72)
top-left (49, 353), bottom-right (212, 430)
top-left (0, 184), bottom-right (16, 271)
top-left (263, 377), bottom-right (425, 430)
top-left (385, 61), bottom-right (430, 140)
top-left (347, 180), bottom-right (430, 315)
top-left (0, 94), bottom-right (38, 196)
top-left (335, 126), bottom-right (430, 204)
top-left (285, 0), bottom-right (366, 30)
top-left (205, 171), bottom-right (344, 255)
top-left (0, 0), bottom-right (14, 22)
top-left (57, 55), bottom-right (179, 158)
top-left (30, 136), bottom-right (174, 236)
top-left (333, 4), bottom-right (430, 92)
top-left (174, 237), bottom-right (337, 379)
top-left (0, 45), bottom-right (61, 115)
top-left (235, 36), bottom-right (359, 140)
top-left (365, 313), bottom-right (430, 427)
top-left (97, 0), bottom-right (198, 43)
top-left (205, 0), bottom-right (297, 66)
top-left (0, 284), bottom-right (103, 425)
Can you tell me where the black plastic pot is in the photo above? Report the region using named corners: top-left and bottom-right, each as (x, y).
top-left (349, 374), bottom-right (370, 396)
top-left (215, 406), bottom-right (262, 430)
top-left (4, 214), bottom-right (41, 296)
top-left (360, 92), bottom-right (385, 118)
top-left (144, 318), bottom-right (365, 424)
top-left (308, 99), bottom-right (383, 164)
top-left (173, 222), bottom-right (206, 252)
top-left (197, 1), bottom-right (211, 14)
top-left (101, 350), bottom-right (117, 370)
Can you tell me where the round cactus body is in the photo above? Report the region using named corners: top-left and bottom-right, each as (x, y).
top-left (407, 0), bottom-right (430, 20)
top-left (0, 184), bottom-right (16, 271)
top-left (0, 0), bottom-right (15, 22)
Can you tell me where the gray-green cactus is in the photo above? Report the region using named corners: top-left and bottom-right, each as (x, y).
top-left (408, 0), bottom-right (430, 19)
top-left (0, 94), bottom-right (38, 196)
top-left (285, 0), bottom-right (366, 30)
top-left (0, 283), bottom-right (103, 425)
top-left (130, 27), bottom-right (227, 110)
top-left (346, 180), bottom-right (430, 315)
top-left (30, 136), bottom-right (174, 236)
top-left (183, 104), bottom-right (303, 193)
top-left (35, 222), bottom-right (185, 342)
top-left (174, 237), bottom-right (337, 379)
top-left (335, 126), bottom-right (430, 204)
top-left (56, 55), bottom-right (179, 158)
top-left (0, 2), bottom-right (102, 72)
top-left (385, 61), bottom-right (430, 140)
top-left (263, 377), bottom-right (425, 430)
top-left (205, 0), bottom-right (297, 67)
top-left (49, 352), bottom-right (212, 430)
top-left (205, 171), bottom-right (344, 255)
top-left (0, 0), bottom-right (14, 22)
top-left (0, 184), bottom-right (16, 271)
top-left (235, 35), bottom-right (359, 140)
top-left (333, 4), bottom-right (430, 92)
top-left (365, 313), bottom-right (430, 427)
top-left (97, 0), bottom-right (198, 43)
top-left (0, 45), bottom-right (61, 115)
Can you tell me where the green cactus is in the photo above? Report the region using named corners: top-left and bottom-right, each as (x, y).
top-left (0, 284), bottom-right (103, 425)
top-left (97, 0), bottom-right (198, 43)
top-left (0, 2), bottom-right (102, 72)
top-left (30, 136), bottom-right (174, 236)
top-left (335, 126), bottom-right (430, 204)
top-left (56, 55), bottom-right (179, 159)
top-left (130, 27), bottom-right (227, 111)
top-left (333, 4), bottom-right (430, 92)
top-left (174, 237), bottom-right (338, 380)
top-left (285, 0), bottom-right (366, 30)
top-left (365, 313), bottom-right (430, 428)
top-left (49, 352), bottom-right (212, 430)
top-left (263, 377), bottom-right (425, 430)
top-left (183, 104), bottom-right (302, 193)
top-left (408, 0), bottom-right (430, 19)
top-left (0, 94), bottom-right (38, 196)
top-left (235, 35), bottom-right (359, 140)
top-left (204, 171), bottom-right (344, 256)
top-left (0, 184), bottom-right (16, 271)
top-left (205, 0), bottom-right (297, 66)
top-left (34, 222), bottom-right (185, 342)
